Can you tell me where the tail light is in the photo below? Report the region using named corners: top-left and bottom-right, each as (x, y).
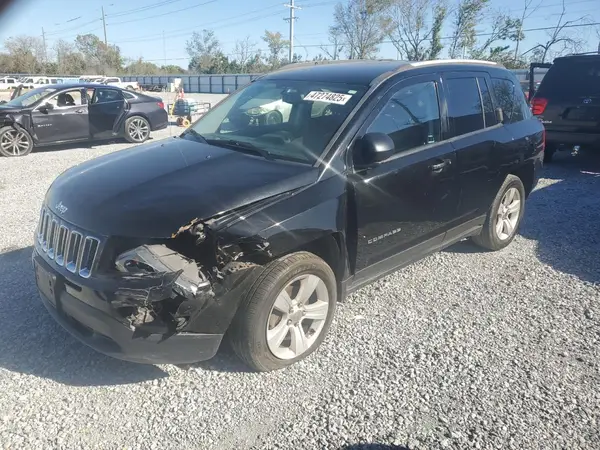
top-left (157, 101), bottom-right (165, 109)
top-left (530, 97), bottom-right (548, 115)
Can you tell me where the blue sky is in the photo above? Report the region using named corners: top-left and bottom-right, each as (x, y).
top-left (1, 0), bottom-right (599, 68)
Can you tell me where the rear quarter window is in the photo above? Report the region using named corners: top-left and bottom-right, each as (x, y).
top-left (491, 78), bottom-right (531, 124)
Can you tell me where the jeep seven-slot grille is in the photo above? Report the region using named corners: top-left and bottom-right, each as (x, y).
top-left (36, 208), bottom-right (101, 278)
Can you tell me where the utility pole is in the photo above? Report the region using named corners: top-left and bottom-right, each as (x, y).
top-left (163, 30), bottom-right (167, 69)
top-left (41, 27), bottom-right (47, 65)
top-left (102, 6), bottom-right (108, 45)
top-left (284, 0), bottom-right (300, 62)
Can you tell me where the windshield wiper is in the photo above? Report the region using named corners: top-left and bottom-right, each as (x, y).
top-left (205, 138), bottom-right (275, 161)
top-left (181, 128), bottom-right (208, 144)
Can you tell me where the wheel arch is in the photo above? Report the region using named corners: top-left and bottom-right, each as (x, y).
top-left (510, 162), bottom-right (535, 198)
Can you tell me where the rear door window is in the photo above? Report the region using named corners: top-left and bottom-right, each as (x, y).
top-left (537, 59), bottom-right (600, 97)
top-left (445, 77), bottom-right (485, 136)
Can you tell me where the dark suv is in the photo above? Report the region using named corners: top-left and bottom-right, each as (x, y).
top-left (33, 60), bottom-right (544, 371)
top-left (530, 53), bottom-right (600, 162)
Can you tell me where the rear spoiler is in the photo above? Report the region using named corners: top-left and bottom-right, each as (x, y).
top-left (528, 62), bottom-right (552, 101)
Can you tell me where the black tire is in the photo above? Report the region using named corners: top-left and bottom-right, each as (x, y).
top-left (0, 125), bottom-right (33, 157)
top-left (229, 251), bottom-right (337, 372)
top-left (543, 147), bottom-right (555, 163)
top-left (124, 116), bottom-right (151, 143)
top-left (471, 174), bottom-right (526, 251)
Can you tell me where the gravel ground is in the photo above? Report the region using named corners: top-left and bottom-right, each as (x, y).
top-left (0, 136), bottom-right (598, 450)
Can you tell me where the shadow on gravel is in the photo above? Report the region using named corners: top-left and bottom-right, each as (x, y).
top-left (447, 151), bottom-right (600, 284)
top-left (0, 246), bottom-right (167, 386)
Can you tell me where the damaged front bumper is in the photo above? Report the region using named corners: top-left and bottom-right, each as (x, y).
top-left (32, 245), bottom-right (230, 365)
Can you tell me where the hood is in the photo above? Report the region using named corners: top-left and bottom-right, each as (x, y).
top-left (45, 137), bottom-right (318, 238)
top-left (0, 104), bottom-right (22, 113)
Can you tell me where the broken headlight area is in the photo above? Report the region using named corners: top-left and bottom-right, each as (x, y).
top-left (113, 244), bottom-right (214, 334)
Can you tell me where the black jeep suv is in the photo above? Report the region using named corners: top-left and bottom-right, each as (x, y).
top-left (33, 60), bottom-right (544, 371)
top-left (531, 53), bottom-right (600, 162)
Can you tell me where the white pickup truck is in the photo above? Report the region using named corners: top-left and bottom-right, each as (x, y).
top-left (100, 77), bottom-right (139, 91)
top-left (0, 76), bottom-right (18, 90)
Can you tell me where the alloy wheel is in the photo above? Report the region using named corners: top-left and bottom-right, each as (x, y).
top-left (128, 118), bottom-right (149, 142)
top-left (266, 274), bottom-right (330, 360)
top-left (0, 129), bottom-right (30, 156)
top-left (495, 187), bottom-right (521, 240)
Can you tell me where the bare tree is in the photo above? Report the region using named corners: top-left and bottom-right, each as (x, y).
top-left (4, 35), bottom-right (45, 73)
top-left (320, 26), bottom-right (345, 60)
top-left (333, 0), bottom-right (390, 59)
top-left (387, 0), bottom-right (448, 61)
top-left (53, 39), bottom-right (86, 75)
top-left (234, 36), bottom-right (257, 73)
top-left (448, 0), bottom-right (488, 59)
top-left (526, 0), bottom-right (588, 62)
top-left (513, 0), bottom-right (541, 60)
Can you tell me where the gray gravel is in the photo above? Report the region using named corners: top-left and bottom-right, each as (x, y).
top-left (0, 136), bottom-right (598, 450)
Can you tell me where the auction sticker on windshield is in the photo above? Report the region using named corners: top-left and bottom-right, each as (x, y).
top-left (304, 91), bottom-right (352, 105)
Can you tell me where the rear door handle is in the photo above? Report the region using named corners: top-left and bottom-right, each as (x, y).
top-left (430, 160), bottom-right (450, 172)
top-left (75, 109), bottom-right (85, 114)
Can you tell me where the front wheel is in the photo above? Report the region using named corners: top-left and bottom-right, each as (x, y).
top-left (229, 252), bottom-right (337, 372)
top-left (472, 174), bottom-right (526, 251)
top-left (0, 126), bottom-right (33, 157)
top-left (124, 116), bottom-right (150, 143)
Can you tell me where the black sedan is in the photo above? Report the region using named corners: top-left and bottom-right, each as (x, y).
top-left (0, 83), bottom-right (168, 157)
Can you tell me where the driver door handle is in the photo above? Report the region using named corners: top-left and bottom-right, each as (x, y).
top-left (430, 159), bottom-right (450, 173)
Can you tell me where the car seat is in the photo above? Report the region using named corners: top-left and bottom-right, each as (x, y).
top-left (57, 93), bottom-right (75, 107)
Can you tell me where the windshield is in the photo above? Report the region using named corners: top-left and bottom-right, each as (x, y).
top-left (4, 87), bottom-right (57, 107)
top-left (188, 79), bottom-right (367, 164)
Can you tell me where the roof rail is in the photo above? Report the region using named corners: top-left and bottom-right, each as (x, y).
top-left (410, 59), bottom-right (501, 67)
top-left (269, 59), bottom-right (399, 73)
top-left (560, 51), bottom-right (600, 57)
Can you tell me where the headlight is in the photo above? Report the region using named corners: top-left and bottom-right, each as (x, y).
top-left (245, 106), bottom-right (269, 116)
top-left (115, 244), bottom-right (210, 299)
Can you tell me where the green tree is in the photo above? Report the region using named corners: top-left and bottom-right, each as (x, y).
top-left (333, 0), bottom-right (390, 59)
top-left (262, 30), bottom-right (289, 69)
top-left (186, 29), bottom-right (223, 73)
top-left (75, 34), bottom-right (123, 74)
top-left (448, 0), bottom-right (489, 58)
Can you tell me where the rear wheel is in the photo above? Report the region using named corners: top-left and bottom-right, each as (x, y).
top-left (472, 175), bottom-right (526, 251)
top-left (124, 116), bottom-right (150, 143)
top-left (229, 252), bottom-right (337, 372)
top-left (0, 126), bottom-right (33, 157)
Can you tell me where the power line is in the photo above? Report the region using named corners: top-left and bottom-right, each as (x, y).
top-left (117, 8), bottom-right (285, 43)
top-left (45, 18), bottom-right (102, 37)
top-left (116, 3), bottom-right (283, 43)
top-left (107, 0), bottom-right (218, 26)
top-left (106, 0), bottom-right (186, 18)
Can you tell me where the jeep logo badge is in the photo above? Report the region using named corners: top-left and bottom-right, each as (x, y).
top-left (55, 201), bottom-right (68, 215)
top-left (583, 98), bottom-right (592, 104)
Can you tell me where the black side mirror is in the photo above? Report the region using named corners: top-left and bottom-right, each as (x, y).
top-left (357, 132), bottom-right (395, 166)
top-left (39, 102), bottom-right (54, 113)
top-left (495, 107), bottom-right (504, 124)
